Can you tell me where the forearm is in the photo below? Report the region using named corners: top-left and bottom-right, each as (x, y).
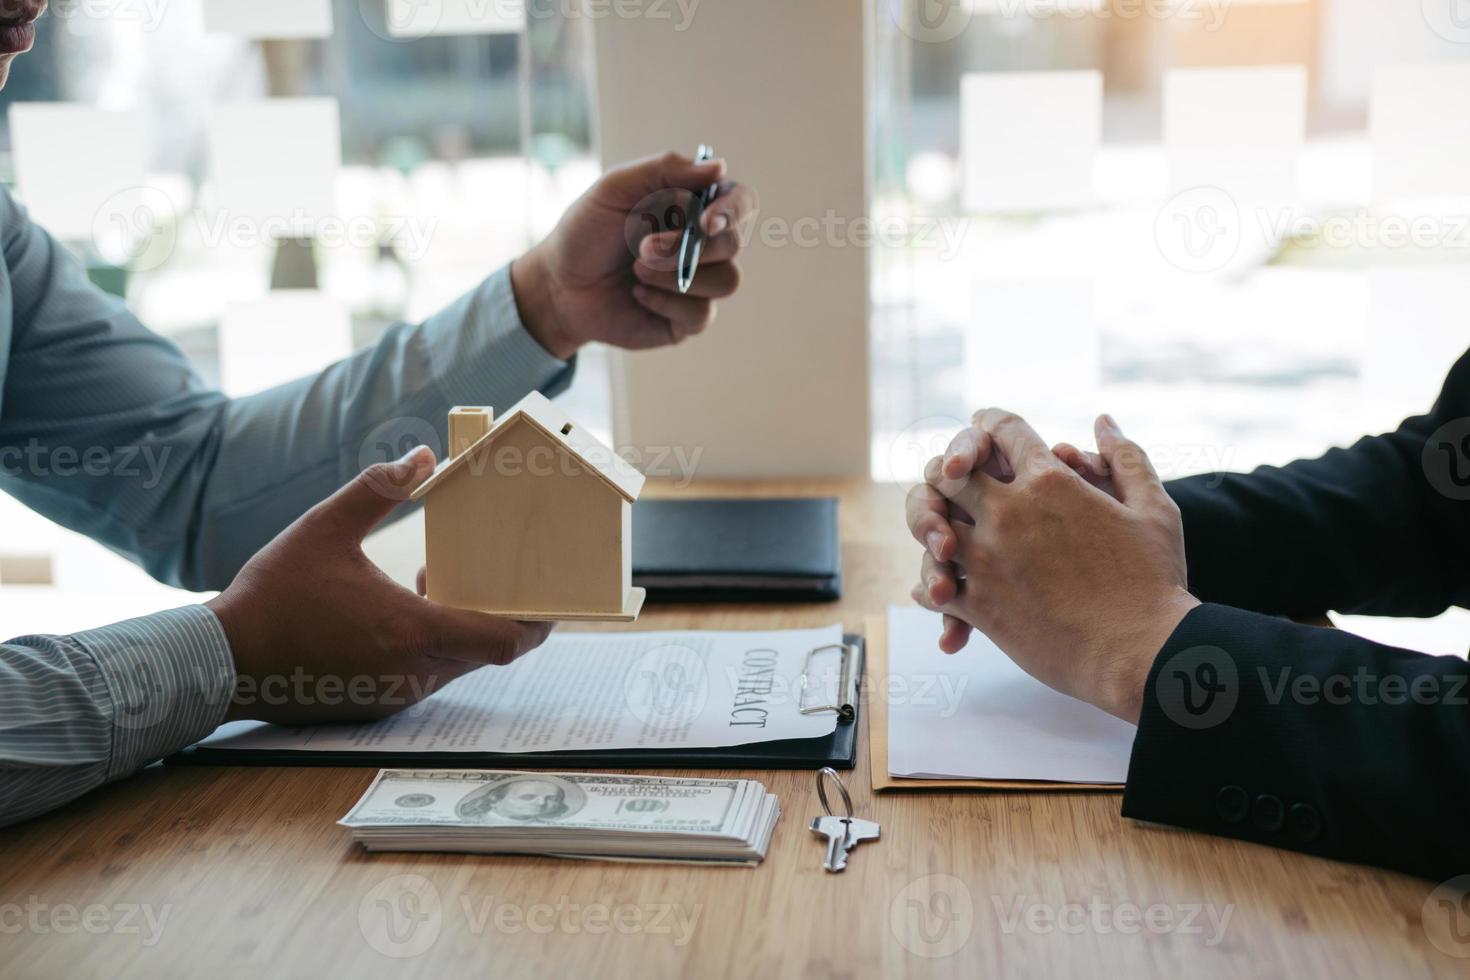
top-left (4, 264), bottom-right (574, 591)
top-left (2, 176), bottom-right (578, 590)
top-left (182, 267), bottom-right (575, 588)
top-left (1122, 603), bottom-right (1470, 881)
top-left (1168, 468), bottom-right (1350, 615)
top-left (0, 606), bottom-right (236, 828)
top-left (1168, 426), bottom-right (1463, 618)
top-left (1163, 351), bottom-right (1470, 618)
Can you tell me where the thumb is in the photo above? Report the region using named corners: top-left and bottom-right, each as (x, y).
top-left (602, 150), bottom-right (726, 203)
top-left (419, 606), bottom-right (557, 667)
top-left (1093, 415), bottom-right (1165, 508)
top-left (311, 447), bottom-right (436, 542)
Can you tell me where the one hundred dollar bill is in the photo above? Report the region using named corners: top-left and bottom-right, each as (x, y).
top-left (340, 769), bottom-right (762, 838)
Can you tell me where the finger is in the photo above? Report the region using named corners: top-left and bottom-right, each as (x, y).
top-left (1094, 414), bottom-right (1168, 509)
top-left (415, 566), bottom-right (428, 597)
top-left (411, 656), bottom-right (484, 694)
top-left (911, 582), bottom-right (948, 615)
top-left (911, 581), bottom-right (971, 657)
top-left (941, 426), bottom-right (992, 481)
top-left (602, 150), bottom-right (727, 204)
top-left (633, 258), bottom-right (741, 299)
top-left (939, 615), bottom-right (973, 655)
top-left (638, 230), bottom-right (683, 271)
top-left (924, 453), bottom-right (991, 519)
top-left (950, 520), bottom-right (980, 575)
top-left (418, 605), bottom-right (558, 667)
top-left (631, 286), bottom-right (715, 340)
top-left (921, 550), bottom-right (958, 606)
top-left (906, 482), bottom-right (958, 561)
top-left (941, 426), bottom-right (1014, 483)
top-left (1053, 442), bottom-right (1100, 477)
top-left (308, 447), bottom-right (436, 542)
top-left (1053, 441), bottom-right (1115, 496)
top-left (972, 409), bottom-right (1067, 484)
top-left (701, 180), bottom-right (758, 237)
top-left (639, 228), bottom-right (745, 271)
top-left (604, 308), bottom-right (701, 351)
top-left (690, 228), bottom-right (745, 265)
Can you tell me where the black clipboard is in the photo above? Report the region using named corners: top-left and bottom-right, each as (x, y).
top-left (170, 634), bottom-right (865, 771)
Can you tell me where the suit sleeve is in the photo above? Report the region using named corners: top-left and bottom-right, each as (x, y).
top-left (1165, 349), bottom-right (1470, 619)
top-left (1122, 603), bottom-right (1470, 881)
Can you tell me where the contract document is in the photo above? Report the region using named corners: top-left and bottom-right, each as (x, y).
top-left (196, 624), bottom-right (846, 755)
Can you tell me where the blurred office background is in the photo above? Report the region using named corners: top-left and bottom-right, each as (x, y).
top-left (874, 0), bottom-right (1470, 477)
top-left (3, 0), bottom-right (1470, 651)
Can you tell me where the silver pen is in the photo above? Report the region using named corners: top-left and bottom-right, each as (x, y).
top-left (677, 144), bottom-right (721, 294)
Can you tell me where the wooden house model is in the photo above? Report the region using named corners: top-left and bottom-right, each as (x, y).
top-left (410, 392), bottom-right (646, 622)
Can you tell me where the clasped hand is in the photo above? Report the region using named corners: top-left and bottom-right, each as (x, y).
top-left (905, 410), bottom-right (1200, 724)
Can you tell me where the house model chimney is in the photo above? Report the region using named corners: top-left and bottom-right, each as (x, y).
top-left (449, 406), bottom-right (493, 458)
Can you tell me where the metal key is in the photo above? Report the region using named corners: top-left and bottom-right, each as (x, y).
top-left (811, 768), bottom-right (881, 873)
top-left (842, 816), bottom-right (881, 862)
top-left (812, 815), bottom-right (850, 871)
top-left (811, 815), bottom-right (881, 872)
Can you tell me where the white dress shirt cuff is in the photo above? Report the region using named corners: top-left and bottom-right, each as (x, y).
top-left (421, 264), bottom-right (573, 401)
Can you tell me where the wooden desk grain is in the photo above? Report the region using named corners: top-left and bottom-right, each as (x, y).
top-left (1, 480), bottom-right (1461, 978)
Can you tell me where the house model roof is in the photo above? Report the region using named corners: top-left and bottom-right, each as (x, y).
top-left (409, 391), bottom-right (646, 504)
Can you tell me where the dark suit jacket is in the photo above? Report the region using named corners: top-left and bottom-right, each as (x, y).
top-left (1127, 349), bottom-right (1470, 881)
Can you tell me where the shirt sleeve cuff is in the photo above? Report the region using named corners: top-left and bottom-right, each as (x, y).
top-left (71, 605), bottom-right (237, 780)
top-left (420, 264), bottom-right (576, 400)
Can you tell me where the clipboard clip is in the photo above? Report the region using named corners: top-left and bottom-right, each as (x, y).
top-left (798, 642), bottom-right (859, 722)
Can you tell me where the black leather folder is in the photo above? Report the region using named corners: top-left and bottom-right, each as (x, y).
top-left (632, 498), bottom-right (842, 603)
top-left (170, 635), bottom-right (864, 771)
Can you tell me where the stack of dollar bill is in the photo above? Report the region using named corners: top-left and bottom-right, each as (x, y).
top-left (340, 769), bottom-right (781, 866)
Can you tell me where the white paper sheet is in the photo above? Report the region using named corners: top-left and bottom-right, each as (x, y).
top-left (886, 607), bottom-right (1135, 783)
top-left (1163, 65), bottom-right (1307, 199)
top-left (966, 278), bottom-right (1098, 432)
top-left (387, 0), bottom-right (525, 37)
top-left (196, 624), bottom-right (845, 754)
top-left (960, 71), bottom-right (1101, 213)
top-left (207, 98), bottom-right (341, 221)
top-left (1371, 64), bottom-right (1470, 203)
top-left (1364, 268), bottom-right (1470, 424)
top-left (202, 0), bottom-right (334, 38)
top-left (9, 104), bottom-right (147, 240)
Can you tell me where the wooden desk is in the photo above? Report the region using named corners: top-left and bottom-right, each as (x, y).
top-left (0, 480), bottom-right (1458, 978)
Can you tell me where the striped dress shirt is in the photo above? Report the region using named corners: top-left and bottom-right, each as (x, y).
top-left (0, 187), bottom-right (573, 827)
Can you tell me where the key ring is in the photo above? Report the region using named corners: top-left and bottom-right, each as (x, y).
top-left (816, 767), bottom-right (853, 821)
